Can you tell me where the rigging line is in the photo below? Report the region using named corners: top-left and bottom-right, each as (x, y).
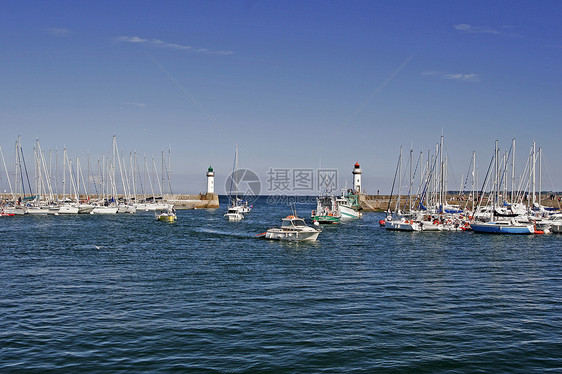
top-left (542, 155), bottom-right (561, 209)
top-left (461, 152), bottom-right (474, 196)
top-left (20, 143), bottom-right (33, 197)
top-left (309, 53), bottom-right (416, 158)
top-left (148, 55), bottom-right (253, 159)
top-left (442, 141), bottom-right (460, 194)
top-left (387, 148), bottom-right (401, 213)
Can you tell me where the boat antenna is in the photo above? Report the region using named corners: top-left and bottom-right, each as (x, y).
top-left (290, 202), bottom-right (297, 217)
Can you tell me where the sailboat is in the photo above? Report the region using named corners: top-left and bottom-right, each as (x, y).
top-left (384, 146), bottom-right (421, 231)
top-left (3, 137), bottom-right (31, 215)
top-left (224, 144), bottom-right (247, 221)
top-left (470, 141), bottom-right (534, 234)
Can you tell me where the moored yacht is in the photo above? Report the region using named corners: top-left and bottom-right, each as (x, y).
top-left (470, 219), bottom-right (534, 234)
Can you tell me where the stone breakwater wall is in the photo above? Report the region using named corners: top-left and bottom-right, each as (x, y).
top-left (358, 195), bottom-right (481, 212)
top-left (166, 193), bottom-right (220, 209)
top-left (0, 193), bottom-right (220, 210)
top-left (358, 194), bottom-right (562, 212)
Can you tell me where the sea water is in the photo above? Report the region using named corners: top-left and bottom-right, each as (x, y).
top-left (1, 196), bottom-right (560, 372)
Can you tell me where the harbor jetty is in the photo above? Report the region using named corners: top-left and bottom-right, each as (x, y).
top-left (0, 193), bottom-right (220, 210)
top-left (167, 193), bottom-right (219, 209)
top-left (357, 193), bottom-right (562, 212)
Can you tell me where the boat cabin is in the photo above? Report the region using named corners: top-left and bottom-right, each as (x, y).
top-left (282, 216), bottom-right (307, 227)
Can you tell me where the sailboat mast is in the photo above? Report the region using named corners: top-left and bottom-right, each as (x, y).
top-left (531, 142), bottom-right (537, 205)
top-left (235, 144), bottom-right (239, 201)
top-left (511, 138), bottom-right (515, 202)
top-left (166, 146), bottom-right (173, 195)
top-left (0, 145), bottom-right (14, 200)
top-left (471, 151), bottom-right (476, 211)
top-left (493, 140), bottom-right (497, 209)
top-left (538, 147), bottom-right (542, 206)
top-left (63, 148), bottom-right (67, 200)
top-left (395, 146), bottom-right (402, 213)
top-left (409, 147), bottom-right (413, 211)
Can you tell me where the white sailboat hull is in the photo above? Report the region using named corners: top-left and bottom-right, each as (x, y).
top-left (118, 204), bottom-right (137, 214)
top-left (92, 206), bottom-right (118, 214)
top-left (385, 219), bottom-right (421, 231)
top-left (57, 204), bottom-right (79, 214)
top-left (26, 206), bottom-right (51, 215)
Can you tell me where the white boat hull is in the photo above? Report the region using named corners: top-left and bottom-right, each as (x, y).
top-left (4, 206), bottom-right (27, 215)
top-left (224, 212), bottom-right (244, 221)
top-left (385, 220), bottom-right (421, 231)
top-left (92, 206), bottom-right (118, 214)
top-left (57, 204), bottom-right (79, 214)
top-left (78, 204), bottom-right (95, 214)
top-left (338, 205), bottom-right (361, 219)
top-left (118, 204), bottom-right (137, 214)
top-left (26, 206), bottom-right (51, 215)
top-left (264, 229), bottom-right (320, 241)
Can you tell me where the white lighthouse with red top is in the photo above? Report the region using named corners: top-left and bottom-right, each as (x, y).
top-left (352, 162), bottom-right (362, 194)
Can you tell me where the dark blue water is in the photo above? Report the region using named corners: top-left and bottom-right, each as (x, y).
top-left (1, 196), bottom-right (561, 372)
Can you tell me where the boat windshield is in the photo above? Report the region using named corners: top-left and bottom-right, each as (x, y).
top-left (292, 219), bottom-right (307, 227)
top-left (281, 217), bottom-right (307, 227)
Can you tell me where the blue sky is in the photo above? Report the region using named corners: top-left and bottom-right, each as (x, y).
top-left (1, 1), bottom-right (561, 194)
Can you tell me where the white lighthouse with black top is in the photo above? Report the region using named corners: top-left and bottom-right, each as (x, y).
top-left (206, 165), bottom-right (215, 195)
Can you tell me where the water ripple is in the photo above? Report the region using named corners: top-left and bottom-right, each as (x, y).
top-left (1, 201), bottom-right (561, 372)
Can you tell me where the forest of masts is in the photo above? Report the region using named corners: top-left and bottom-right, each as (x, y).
top-left (0, 136), bottom-right (173, 203)
top-left (387, 137), bottom-right (559, 213)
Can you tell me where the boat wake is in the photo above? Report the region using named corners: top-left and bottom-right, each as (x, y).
top-left (196, 227), bottom-right (253, 239)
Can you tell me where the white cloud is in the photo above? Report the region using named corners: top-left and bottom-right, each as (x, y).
top-left (422, 71), bottom-right (481, 82)
top-left (125, 102), bottom-right (147, 108)
top-left (453, 23), bottom-right (500, 35)
top-left (48, 28), bottom-right (71, 37)
top-left (453, 24), bottom-right (520, 37)
top-left (114, 36), bottom-right (234, 55)
top-left (453, 24), bottom-right (472, 31)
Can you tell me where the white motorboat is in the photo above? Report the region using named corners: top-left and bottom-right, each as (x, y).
top-left (257, 215), bottom-right (321, 241)
top-left (224, 207), bottom-right (244, 221)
